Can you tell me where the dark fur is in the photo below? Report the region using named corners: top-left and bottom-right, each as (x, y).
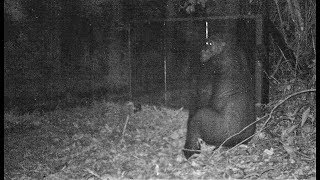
top-left (184, 34), bottom-right (256, 159)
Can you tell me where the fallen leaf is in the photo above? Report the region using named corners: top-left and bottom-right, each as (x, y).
top-left (301, 107), bottom-right (310, 127)
top-left (263, 148), bottom-right (274, 156)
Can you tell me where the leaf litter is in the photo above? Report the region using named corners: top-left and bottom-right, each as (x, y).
top-left (4, 94), bottom-right (316, 179)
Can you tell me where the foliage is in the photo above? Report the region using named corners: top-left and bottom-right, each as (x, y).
top-left (179, 0), bottom-right (207, 14)
top-left (269, 0), bottom-right (316, 85)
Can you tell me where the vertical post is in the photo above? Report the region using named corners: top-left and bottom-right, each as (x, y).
top-left (262, 0), bottom-right (270, 105)
top-left (254, 0), bottom-right (270, 108)
top-left (164, 59), bottom-right (167, 104)
top-left (255, 14), bottom-right (263, 106)
top-left (164, 21), bottom-right (167, 105)
top-left (128, 23), bottom-right (132, 100)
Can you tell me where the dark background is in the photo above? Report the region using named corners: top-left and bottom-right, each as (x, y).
top-left (4, 0), bottom-right (265, 114)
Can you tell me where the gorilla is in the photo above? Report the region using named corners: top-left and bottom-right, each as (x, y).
top-left (184, 33), bottom-right (256, 159)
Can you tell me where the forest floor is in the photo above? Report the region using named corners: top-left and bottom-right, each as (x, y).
top-left (4, 85), bottom-right (316, 179)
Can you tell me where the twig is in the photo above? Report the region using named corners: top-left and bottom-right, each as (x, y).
top-left (312, 35), bottom-right (316, 58)
top-left (260, 89), bottom-right (316, 130)
top-left (174, 107), bottom-right (184, 117)
top-left (86, 168), bottom-right (102, 180)
top-left (218, 89), bottom-right (316, 154)
top-left (274, 0), bottom-right (284, 31)
top-left (270, 56), bottom-right (283, 78)
top-left (120, 115), bottom-right (130, 143)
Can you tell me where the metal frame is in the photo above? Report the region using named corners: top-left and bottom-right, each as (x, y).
top-left (128, 14), bottom-right (265, 105)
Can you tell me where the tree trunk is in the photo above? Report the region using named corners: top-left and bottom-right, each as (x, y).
top-left (107, 0), bottom-right (126, 88)
top-left (165, 0), bottom-right (176, 81)
top-left (60, 1), bottom-right (82, 74)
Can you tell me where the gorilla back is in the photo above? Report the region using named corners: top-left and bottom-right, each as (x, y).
top-left (184, 33), bottom-right (256, 159)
